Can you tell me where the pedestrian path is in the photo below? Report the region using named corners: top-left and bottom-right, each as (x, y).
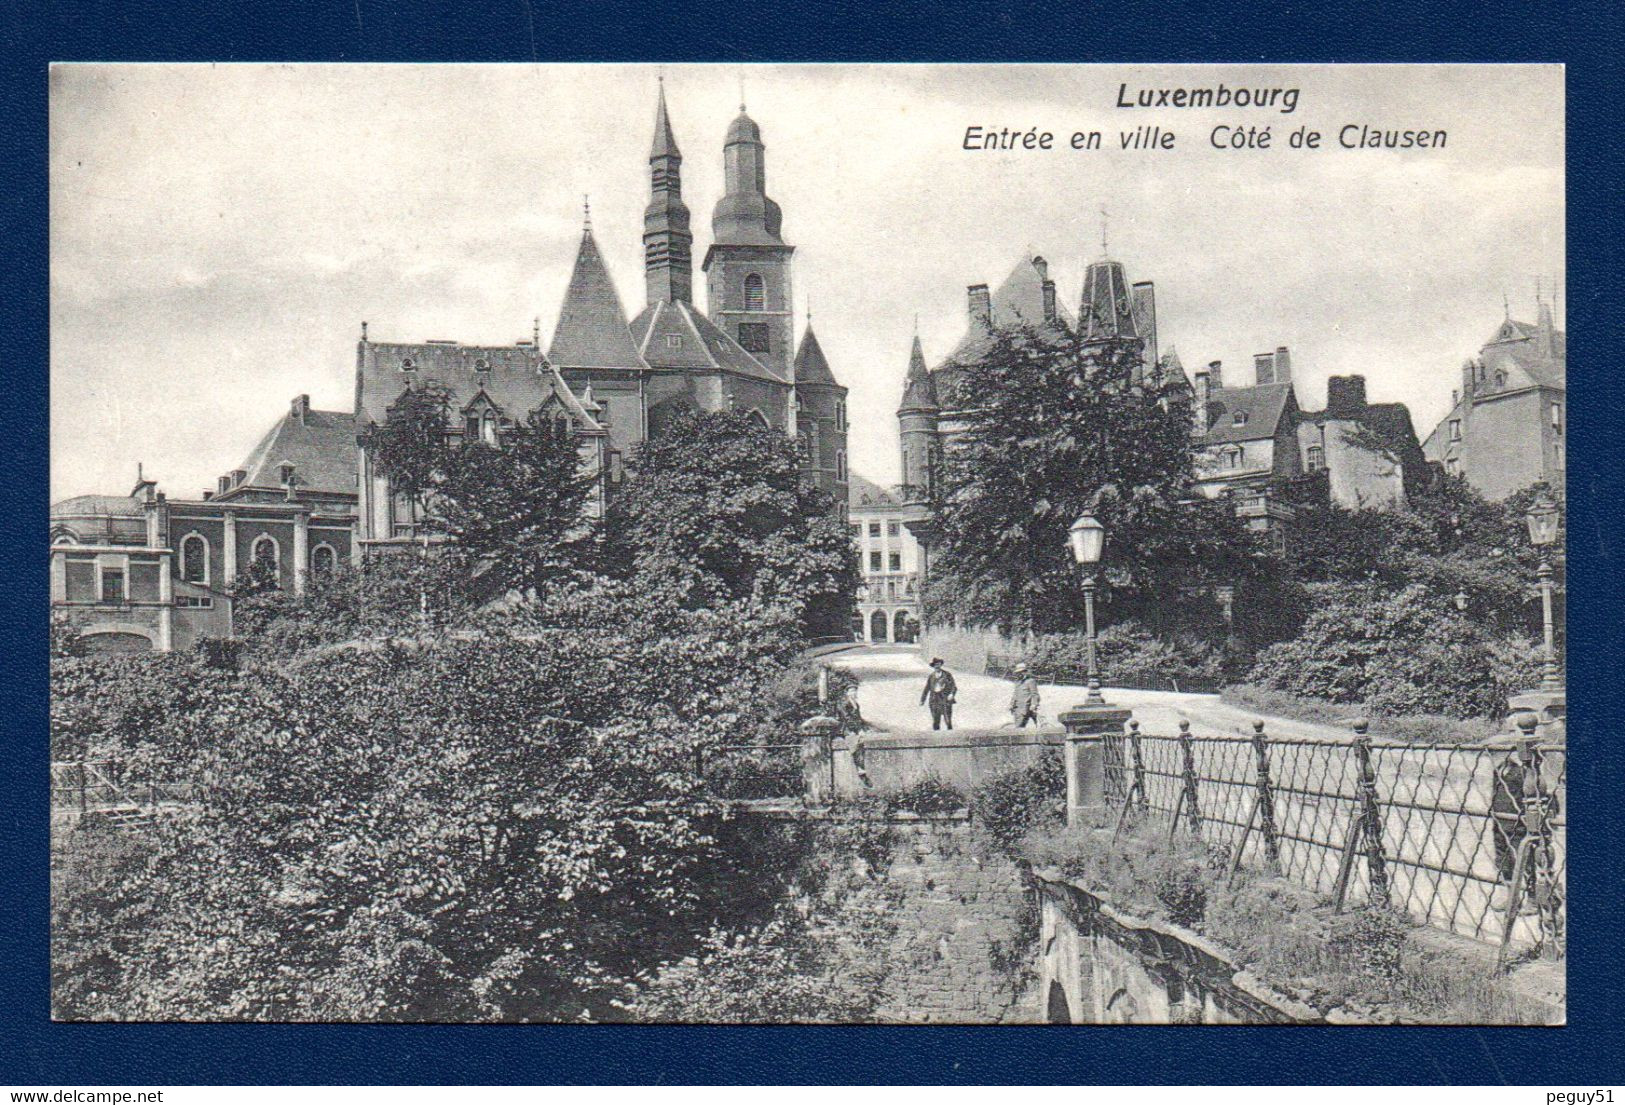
top-left (831, 645), bottom-right (1357, 742)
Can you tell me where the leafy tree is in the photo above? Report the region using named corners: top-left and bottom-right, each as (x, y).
top-left (434, 411), bottom-right (600, 596)
top-left (366, 381), bottom-right (454, 534)
top-left (606, 408), bottom-right (857, 636)
top-left (926, 326), bottom-right (1258, 635)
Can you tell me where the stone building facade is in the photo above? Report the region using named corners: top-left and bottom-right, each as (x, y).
top-left (849, 473), bottom-right (923, 643)
top-left (1422, 302), bottom-right (1566, 500)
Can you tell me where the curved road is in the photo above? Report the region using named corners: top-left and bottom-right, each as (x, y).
top-left (829, 644), bottom-right (1356, 742)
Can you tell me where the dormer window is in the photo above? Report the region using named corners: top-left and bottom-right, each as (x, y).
top-left (665, 334), bottom-right (682, 350)
top-left (1233, 411), bottom-right (1249, 426)
top-left (400, 357), bottom-right (416, 373)
top-left (278, 463), bottom-right (295, 486)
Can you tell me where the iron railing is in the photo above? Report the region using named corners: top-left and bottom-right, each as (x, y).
top-left (1102, 719), bottom-right (1565, 963)
top-left (50, 760), bottom-right (198, 824)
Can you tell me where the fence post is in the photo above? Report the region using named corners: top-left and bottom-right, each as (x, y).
top-left (1513, 715), bottom-right (1561, 960)
top-left (1250, 720), bottom-right (1282, 872)
top-left (1176, 720), bottom-right (1203, 839)
top-left (79, 764), bottom-right (88, 818)
top-left (1353, 720), bottom-right (1391, 908)
top-left (799, 716), bottom-right (839, 806)
top-left (1129, 720), bottom-right (1147, 811)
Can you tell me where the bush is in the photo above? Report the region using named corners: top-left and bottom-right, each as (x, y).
top-left (884, 774), bottom-right (966, 817)
top-left (969, 752), bottom-right (1064, 855)
top-left (1247, 582), bottom-right (1542, 720)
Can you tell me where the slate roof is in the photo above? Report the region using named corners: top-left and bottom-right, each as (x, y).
top-left (356, 341), bottom-right (600, 438)
top-left (848, 472), bottom-right (905, 510)
top-left (547, 229), bottom-right (650, 373)
top-left (51, 494), bottom-right (145, 518)
top-left (233, 406), bottom-right (358, 494)
top-left (945, 253), bottom-right (1073, 366)
top-left (1481, 317), bottom-right (1565, 391)
top-left (792, 326), bottom-right (837, 387)
top-left (1157, 348), bottom-right (1191, 391)
top-left (1080, 259), bottom-right (1140, 343)
top-left (629, 298), bottom-right (786, 383)
top-left (1198, 382), bottom-right (1295, 445)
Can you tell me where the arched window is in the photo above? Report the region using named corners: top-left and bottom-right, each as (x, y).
top-left (180, 533), bottom-right (209, 584)
top-left (481, 411), bottom-right (498, 446)
top-left (251, 535), bottom-right (281, 586)
top-left (311, 543), bottom-right (336, 575)
top-left (743, 274), bottom-right (765, 312)
top-left (746, 408), bottom-right (771, 430)
top-left (869, 609), bottom-right (889, 643)
top-left (1306, 444), bottom-right (1325, 472)
top-left (836, 450), bottom-right (848, 482)
top-left (51, 530), bottom-right (76, 546)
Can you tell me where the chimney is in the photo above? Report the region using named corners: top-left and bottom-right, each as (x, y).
top-left (1274, 346), bottom-right (1292, 385)
top-left (291, 394), bottom-right (310, 423)
top-left (1253, 352), bottom-right (1276, 386)
top-left (1207, 360), bottom-right (1223, 392)
top-left (1041, 281), bottom-right (1057, 323)
top-left (1327, 375), bottom-right (1367, 416)
top-left (1461, 360), bottom-right (1476, 400)
top-left (1451, 388), bottom-right (1459, 407)
top-left (968, 284), bottom-right (992, 329)
top-left (1193, 367), bottom-right (1211, 433)
top-left (202, 490), bottom-right (213, 501)
top-left (231, 468), bottom-right (246, 487)
top-left (1132, 282), bottom-right (1158, 369)
top-left (1031, 255), bottom-right (1049, 281)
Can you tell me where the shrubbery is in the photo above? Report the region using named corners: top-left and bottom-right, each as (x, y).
top-left (1246, 582), bottom-right (1541, 719)
top-left (969, 752), bottom-right (1065, 855)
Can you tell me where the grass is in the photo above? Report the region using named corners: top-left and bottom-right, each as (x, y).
top-left (1222, 683), bottom-right (1503, 745)
top-left (1020, 819), bottom-right (1553, 1024)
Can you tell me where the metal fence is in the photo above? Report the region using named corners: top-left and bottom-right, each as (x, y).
top-left (50, 760), bottom-right (198, 825)
top-left (1101, 719), bottom-right (1565, 964)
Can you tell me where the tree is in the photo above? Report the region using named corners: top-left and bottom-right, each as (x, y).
top-left (606, 408), bottom-right (857, 636)
top-left (927, 326), bottom-right (1258, 635)
top-left (434, 411), bottom-right (600, 596)
top-left (366, 382), bottom-right (454, 536)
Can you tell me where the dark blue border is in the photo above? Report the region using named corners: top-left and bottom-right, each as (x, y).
top-left (7, 0), bottom-right (1623, 1085)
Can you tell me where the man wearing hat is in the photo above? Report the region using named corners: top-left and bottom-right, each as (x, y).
top-left (920, 658), bottom-right (958, 731)
top-left (1010, 662), bottom-right (1041, 728)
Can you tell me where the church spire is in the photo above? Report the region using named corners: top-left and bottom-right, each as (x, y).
top-left (644, 80), bottom-right (693, 305)
top-left (899, 334), bottom-right (937, 412)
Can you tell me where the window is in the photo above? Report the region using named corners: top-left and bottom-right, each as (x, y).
top-left (1233, 411), bottom-right (1249, 426)
top-left (869, 551), bottom-right (882, 573)
top-left (836, 450), bottom-right (847, 482)
top-left (869, 522), bottom-right (881, 537)
top-left (1306, 444), bottom-right (1325, 472)
top-left (887, 522), bottom-right (899, 537)
top-left (595, 402), bottom-right (609, 428)
top-left (1225, 447), bottom-right (1243, 470)
top-left (52, 531), bottom-right (75, 546)
top-left (737, 322), bottom-right (770, 354)
top-left (400, 357), bottom-right (416, 374)
top-left (743, 274), bottom-right (766, 312)
top-left (481, 412), bottom-right (498, 446)
top-left (1445, 457), bottom-right (1460, 476)
top-left (311, 544), bottom-right (336, 575)
top-left (180, 533), bottom-right (209, 584)
top-left (1551, 403), bottom-right (1562, 432)
top-left (835, 400), bottom-right (847, 431)
top-left (665, 334), bottom-right (682, 350)
top-left (746, 409), bottom-right (771, 430)
top-left (252, 535), bottom-right (281, 586)
top-left (889, 552), bottom-right (901, 572)
top-left (1449, 419), bottom-right (1462, 442)
top-left (176, 595), bottom-right (214, 609)
top-left (100, 567), bottom-right (126, 605)
top-left (465, 415), bottom-right (480, 439)
top-left (278, 463), bottom-right (295, 486)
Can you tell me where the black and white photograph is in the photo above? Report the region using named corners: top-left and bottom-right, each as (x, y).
top-left (48, 62), bottom-right (1565, 1025)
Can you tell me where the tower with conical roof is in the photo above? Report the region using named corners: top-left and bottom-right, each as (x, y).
top-left (644, 81), bottom-right (693, 306)
top-left (897, 333), bottom-right (940, 506)
top-left (702, 103), bottom-right (796, 380)
top-left (792, 321), bottom-right (848, 506)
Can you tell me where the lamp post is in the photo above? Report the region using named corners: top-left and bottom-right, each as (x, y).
top-left (1068, 513), bottom-right (1107, 707)
top-left (1524, 492), bottom-right (1562, 693)
top-left (1059, 511), bottom-right (1130, 827)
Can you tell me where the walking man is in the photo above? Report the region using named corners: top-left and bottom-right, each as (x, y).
top-left (921, 657), bottom-right (957, 731)
top-left (1010, 662), bottom-right (1041, 727)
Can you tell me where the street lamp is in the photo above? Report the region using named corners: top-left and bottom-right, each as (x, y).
top-left (1068, 513), bottom-right (1107, 706)
top-left (1524, 492), bottom-right (1563, 693)
top-left (1454, 590), bottom-right (1469, 613)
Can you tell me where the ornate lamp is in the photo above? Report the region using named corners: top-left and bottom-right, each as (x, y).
top-left (1524, 492), bottom-right (1563, 693)
top-left (1068, 513), bottom-right (1107, 706)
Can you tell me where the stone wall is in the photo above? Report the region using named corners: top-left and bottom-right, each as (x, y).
top-left (868, 813), bottom-right (1039, 1024)
top-left (826, 728), bottom-right (1064, 797)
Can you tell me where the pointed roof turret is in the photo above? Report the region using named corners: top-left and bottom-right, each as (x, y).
top-left (1080, 258), bottom-right (1139, 344)
top-left (793, 325), bottom-right (837, 387)
top-left (651, 79), bottom-right (680, 158)
top-left (899, 335), bottom-right (938, 412)
top-left (548, 225), bottom-right (650, 372)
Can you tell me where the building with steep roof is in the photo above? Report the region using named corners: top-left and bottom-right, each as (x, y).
top-left (53, 84), bottom-right (849, 650)
top-left (1422, 301), bottom-right (1566, 500)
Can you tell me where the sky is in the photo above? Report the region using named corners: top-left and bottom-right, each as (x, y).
top-left (50, 63), bottom-right (1563, 502)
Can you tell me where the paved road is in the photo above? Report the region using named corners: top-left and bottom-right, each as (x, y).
top-left (830, 645), bottom-right (1357, 742)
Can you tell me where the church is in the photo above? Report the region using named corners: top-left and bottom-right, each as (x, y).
top-left (51, 85), bottom-right (849, 652)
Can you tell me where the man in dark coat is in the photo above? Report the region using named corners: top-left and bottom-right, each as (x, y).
top-left (921, 657), bottom-right (957, 731)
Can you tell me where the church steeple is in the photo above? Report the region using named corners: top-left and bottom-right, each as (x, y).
top-left (643, 80), bottom-right (693, 305)
top-left (703, 105), bottom-right (796, 378)
top-left (899, 335), bottom-right (937, 412)
top-left (897, 334), bottom-right (940, 506)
